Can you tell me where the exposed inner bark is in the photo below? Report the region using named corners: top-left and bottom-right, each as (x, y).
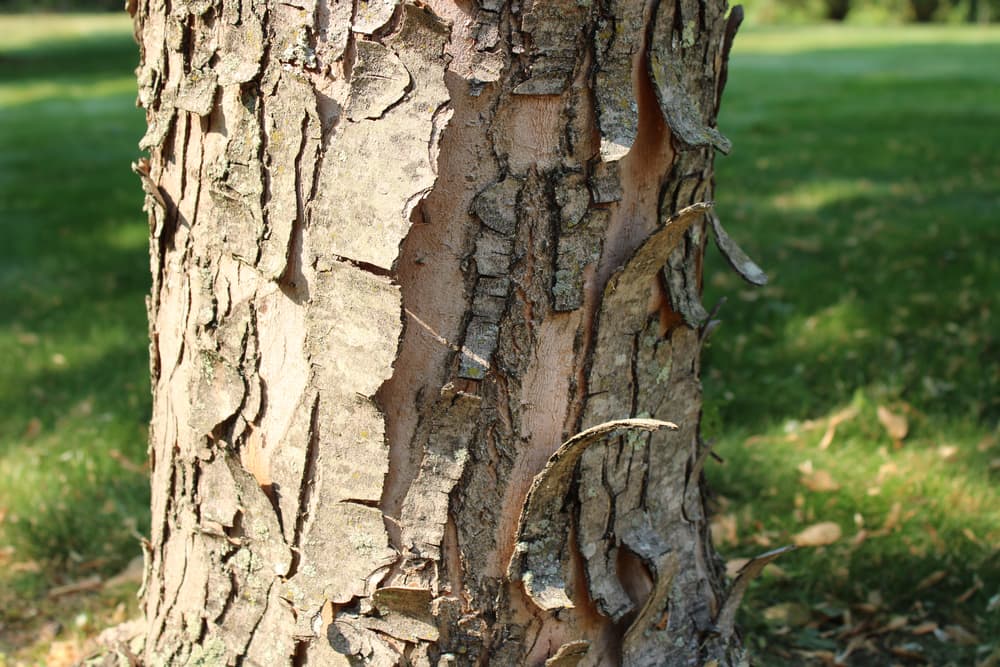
top-left (131, 0), bottom-right (759, 664)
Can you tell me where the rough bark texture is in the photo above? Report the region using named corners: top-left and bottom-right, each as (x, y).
top-left (131, 0), bottom-right (761, 664)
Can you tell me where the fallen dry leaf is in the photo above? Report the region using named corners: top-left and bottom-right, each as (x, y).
top-left (16, 331), bottom-right (39, 345)
top-left (710, 513), bottom-right (738, 546)
top-left (956, 577), bottom-right (984, 603)
top-left (881, 502), bottom-right (903, 533)
top-left (911, 621), bottom-right (938, 635)
top-left (889, 643), bottom-right (926, 661)
top-left (39, 620), bottom-right (62, 642)
top-left (877, 615), bottom-right (909, 633)
top-left (876, 461), bottom-right (898, 483)
top-left (800, 469), bottom-right (841, 493)
top-left (937, 444), bottom-right (959, 461)
top-left (943, 624), bottom-right (979, 646)
top-left (763, 602), bottom-right (811, 627)
top-left (46, 639), bottom-right (83, 667)
top-left (108, 449), bottom-right (148, 475)
top-left (834, 635), bottom-right (869, 664)
top-left (915, 570), bottom-right (947, 591)
top-left (978, 646), bottom-right (1000, 667)
top-left (48, 575), bottom-right (103, 598)
top-left (10, 560), bottom-right (41, 573)
top-left (853, 602), bottom-right (879, 615)
top-left (877, 405), bottom-right (909, 441)
top-left (23, 417), bottom-right (42, 440)
top-left (793, 521), bottom-right (842, 547)
top-left (818, 404), bottom-right (859, 450)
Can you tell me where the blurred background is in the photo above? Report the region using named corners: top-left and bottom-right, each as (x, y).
top-left (0, 1), bottom-right (997, 666)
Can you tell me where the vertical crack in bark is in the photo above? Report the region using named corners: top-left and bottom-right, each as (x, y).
top-left (289, 394), bottom-right (321, 568)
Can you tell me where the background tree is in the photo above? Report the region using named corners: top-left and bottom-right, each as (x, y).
top-left (129, 0), bottom-right (769, 664)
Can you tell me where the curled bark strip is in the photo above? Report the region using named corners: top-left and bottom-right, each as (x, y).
top-left (715, 545), bottom-right (795, 640)
top-left (716, 5), bottom-right (745, 115)
top-left (545, 639), bottom-right (591, 666)
top-left (508, 419), bottom-right (678, 612)
top-left (647, 0), bottom-right (732, 153)
top-left (708, 210), bottom-right (769, 286)
top-left (586, 202), bottom-right (712, 421)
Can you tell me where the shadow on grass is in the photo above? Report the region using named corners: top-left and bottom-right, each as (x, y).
top-left (0, 15), bottom-right (150, 604)
top-left (0, 31), bottom-right (138, 84)
top-left (698, 35), bottom-right (1000, 664)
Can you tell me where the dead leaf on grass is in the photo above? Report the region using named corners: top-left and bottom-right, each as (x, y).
top-left (46, 638), bottom-right (84, 667)
top-left (39, 620), bottom-right (62, 642)
top-left (889, 643), bottom-right (927, 661)
top-left (763, 602), bottom-right (812, 627)
top-left (915, 570), bottom-right (946, 591)
top-left (943, 624), bottom-right (979, 646)
top-left (911, 621), bottom-right (938, 635)
top-left (880, 502), bottom-right (903, 533)
top-left (48, 575), bottom-right (102, 598)
top-left (978, 646), bottom-right (1000, 667)
top-left (23, 417), bottom-right (42, 440)
top-left (876, 615), bottom-right (909, 633)
top-left (108, 449), bottom-right (147, 475)
top-left (962, 528), bottom-right (980, 544)
top-left (818, 405), bottom-right (859, 450)
top-left (710, 513), bottom-right (738, 546)
top-left (956, 576), bottom-right (984, 603)
top-left (10, 560), bottom-right (41, 573)
top-left (16, 331), bottom-right (39, 346)
top-left (876, 461), bottom-right (898, 483)
top-left (834, 636), bottom-right (869, 664)
top-left (877, 405), bottom-right (909, 442)
top-left (793, 521), bottom-right (842, 547)
top-left (937, 444), bottom-right (959, 461)
top-left (800, 469), bottom-right (840, 493)
top-left (794, 650), bottom-right (837, 665)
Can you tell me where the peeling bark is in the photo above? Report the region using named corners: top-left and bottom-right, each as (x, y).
top-left (134, 0), bottom-right (767, 664)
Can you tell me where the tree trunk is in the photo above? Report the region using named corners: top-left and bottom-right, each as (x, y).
top-left (131, 0), bottom-right (760, 664)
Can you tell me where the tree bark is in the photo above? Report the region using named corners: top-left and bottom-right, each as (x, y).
top-left (131, 0), bottom-right (759, 664)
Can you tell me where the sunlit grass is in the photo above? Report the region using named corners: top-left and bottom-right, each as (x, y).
top-left (0, 13), bottom-right (132, 51)
top-left (704, 23), bottom-right (1000, 666)
top-left (0, 77), bottom-right (137, 108)
top-left (0, 13), bottom-right (148, 665)
top-left (734, 24), bottom-right (1000, 52)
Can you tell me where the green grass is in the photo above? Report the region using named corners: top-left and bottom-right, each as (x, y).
top-left (703, 24), bottom-right (1000, 666)
top-left (0, 13), bottom-right (148, 664)
top-left (0, 14), bottom-right (998, 667)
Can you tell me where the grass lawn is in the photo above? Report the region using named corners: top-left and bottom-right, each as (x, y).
top-left (0, 14), bottom-right (997, 667)
top-left (704, 23), bottom-right (1000, 666)
top-left (0, 13), bottom-right (148, 666)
